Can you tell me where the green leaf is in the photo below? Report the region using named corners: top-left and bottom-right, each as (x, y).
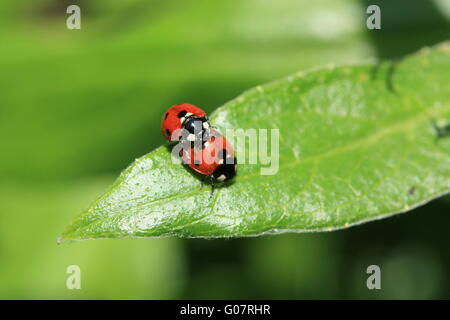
top-left (60, 42), bottom-right (450, 241)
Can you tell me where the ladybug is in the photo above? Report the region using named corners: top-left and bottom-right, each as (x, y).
top-left (161, 103), bottom-right (210, 146)
top-left (180, 129), bottom-right (237, 183)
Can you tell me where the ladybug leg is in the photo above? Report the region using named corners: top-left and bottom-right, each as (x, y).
top-left (210, 177), bottom-right (215, 198)
top-left (200, 176), bottom-right (207, 189)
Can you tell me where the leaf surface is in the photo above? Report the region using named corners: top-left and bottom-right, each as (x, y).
top-left (61, 43), bottom-right (450, 241)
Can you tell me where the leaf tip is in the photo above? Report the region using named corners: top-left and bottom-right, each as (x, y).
top-left (57, 230), bottom-right (78, 244)
top-left (56, 235), bottom-right (66, 245)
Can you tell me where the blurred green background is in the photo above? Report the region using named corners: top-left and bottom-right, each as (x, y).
top-left (1, 0), bottom-right (449, 299)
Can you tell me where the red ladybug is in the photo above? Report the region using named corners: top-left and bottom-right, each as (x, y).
top-left (180, 129), bottom-right (236, 183)
top-left (161, 104), bottom-right (210, 144)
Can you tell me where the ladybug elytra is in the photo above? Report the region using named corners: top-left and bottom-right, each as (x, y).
top-left (161, 104), bottom-right (237, 186)
top-left (161, 103), bottom-right (210, 146)
top-left (181, 129), bottom-right (236, 183)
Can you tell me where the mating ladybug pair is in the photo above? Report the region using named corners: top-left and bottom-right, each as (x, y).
top-left (161, 104), bottom-right (236, 183)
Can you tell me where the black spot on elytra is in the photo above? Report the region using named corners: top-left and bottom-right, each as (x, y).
top-left (164, 112), bottom-right (169, 120)
top-left (177, 110), bottom-right (188, 118)
top-left (166, 129), bottom-right (171, 137)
